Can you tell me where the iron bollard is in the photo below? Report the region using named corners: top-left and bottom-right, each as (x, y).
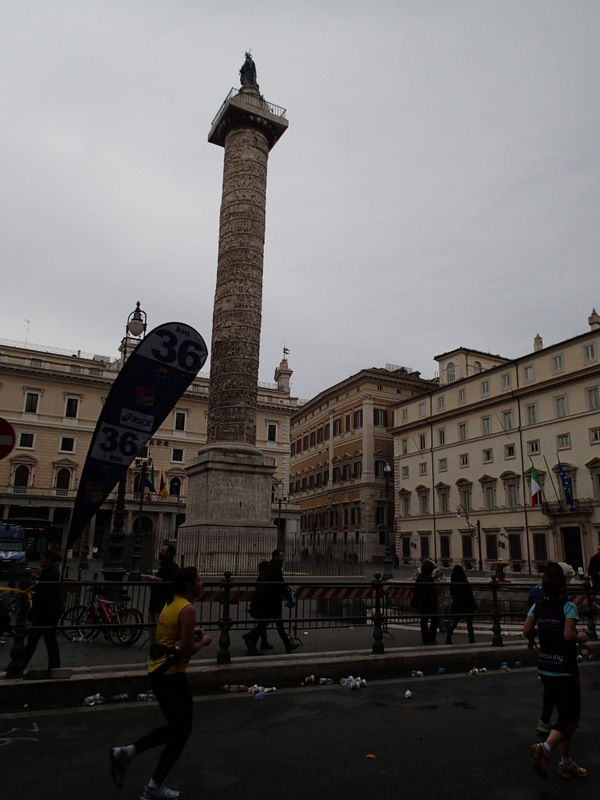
top-left (217, 571), bottom-right (233, 664)
top-left (5, 569), bottom-right (34, 678)
top-left (581, 576), bottom-right (598, 641)
top-left (371, 572), bottom-right (385, 654)
top-left (490, 576), bottom-right (503, 647)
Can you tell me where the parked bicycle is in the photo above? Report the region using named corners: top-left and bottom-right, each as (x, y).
top-left (59, 593), bottom-right (144, 646)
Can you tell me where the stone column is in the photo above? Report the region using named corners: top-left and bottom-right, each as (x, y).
top-left (181, 75), bottom-right (288, 574)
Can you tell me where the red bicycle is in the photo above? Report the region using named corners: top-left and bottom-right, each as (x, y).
top-left (59, 593), bottom-right (144, 646)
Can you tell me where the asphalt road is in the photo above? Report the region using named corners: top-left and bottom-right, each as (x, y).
top-left (4, 663), bottom-right (600, 800)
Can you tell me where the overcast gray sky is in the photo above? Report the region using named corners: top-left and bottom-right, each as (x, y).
top-left (1, 1), bottom-right (599, 400)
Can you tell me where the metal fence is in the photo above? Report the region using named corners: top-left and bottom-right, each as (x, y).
top-left (49, 574), bottom-right (598, 660)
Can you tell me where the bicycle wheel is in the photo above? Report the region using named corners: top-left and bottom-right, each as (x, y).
top-left (108, 607), bottom-right (144, 646)
top-left (59, 605), bottom-right (97, 641)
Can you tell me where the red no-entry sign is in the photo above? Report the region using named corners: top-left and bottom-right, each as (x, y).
top-left (0, 417), bottom-right (16, 460)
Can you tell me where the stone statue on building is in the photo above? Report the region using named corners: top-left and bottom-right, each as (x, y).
top-left (240, 52), bottom-right (258, 88)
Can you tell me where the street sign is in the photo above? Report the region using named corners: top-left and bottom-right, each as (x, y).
top-left (0, 417), bottom-right (16, 460)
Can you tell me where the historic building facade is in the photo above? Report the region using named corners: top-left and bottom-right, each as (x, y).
top-left (0, 338), bottom-right (297, 559)
top-left (289, 367), bottom-right (435, 563)
top-left (392, 311), bottom-right (600, 576)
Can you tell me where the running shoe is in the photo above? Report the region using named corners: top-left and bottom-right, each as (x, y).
top-left (140, 784), bottom-right (181, 799)
top-left (109, 747), bottom-right (132, 788)
top-left (531, 743), bottom-right (549, 779)
top-left (558, 760), bottom-right (587, 779)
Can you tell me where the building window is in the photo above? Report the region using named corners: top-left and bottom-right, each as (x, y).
top-left (419, 493), bottom-right (429, 515)
top-left (24, 392), bottom-right (39, 413)
top-left (588, 387), bottom-right (600, 410)
top-left (486, 534), bottom-right (498, 562)
top-left (553, 354), bottom-right (564, 372)
top-left (401, 438), bottom-right (408, 455)
top-left (419, 462), bottom-right (427, 476)
top-left (438, 457), bottom-right (447, 472)
top-left (174, 411), bottom-right (186, 431)
top-left (19, 433), bottom-right (34, 448)
top-left (354, 461), bottom-right (362, 479)
top-left (60, 437), bottom-right (75, 452)
top-left (462, 535), bottom-right (473, 561)
top-left (528, 440), bottom-right (540, 455)
top-left (172, 448), bottom-right (184, 462)
top-left (291, 442), bottom-right (295, 457)
top-left (418, 433), bottom-right (426, 451)
top-left (14, 464), bottom-right (30, 488)
top-left (526, 404), bottom-right (537, 425)
top-left (373, 408), bottom-right (387, 426)
top-left (268, 423), bottom-right (278, 442)
top-left (473, 361), bottom-right (482, 374)
top-left (438, 489), bottom-right (450, 513)
top-left (533, 533), bottom-right (548, 563)
top-left (482, 417), bottom-right (491, 436)
top-left (484, 484), bottom-right (496, 509)
top-left (438, 429), bottom-right (446, 446)
top-left (65, 397), bottom-right (79, 418)
top-left (375, 460), bottom-right (387, 478)
top-left (447, 362), bottom-right (455, 383)
top-left (345, 414), bottom-right (351, 433)
top-left (303, 435), bottom-right (309, 450)
top-left (508, 534), bottom-right (523, 562)
top-left (557, 433), bottom-right (571, 450)
top-left (324, 423), bottom-right (330, 440)
top-left (401, 493), bottom-right (411, 516)
top-left (332, 418), bottom-right (341, 436)
top-left (56, 468), bottom-right (71, 493)
top-left (504, 444), bottom-right (516, 459)
top-left (459, 423), bottom-right (467, 441)
top-left (591, 428), bottom-right (600, 444)
top-left (503, 410), bottom-right (513, 431)
top-left (341, 464), bottom-right (350, 481)
top-left (169, 477), bottom-right (181, 496)
top-left (354, 409), bottom-right (363, 428)
top-left (584, 343), bottom-right (596, 362)
top-left (438, 396), bottom-right (445, 410)
top-left (501, 373), bottom-right (511, 389)
top-left (555, 396), bottom-right (567, 418)
top-left (524, 365), bottom-right (534, 382)
top-left (418, 402), bottom-right (426, 417)
top-left (440, 535), bottom-right (451, 560)
top-left (458, 483), bottom-right (472, 509)
top-left (401, 466), bottom-right (409, 479)
top-left (507, 483), bottom-right (519, 508)
top-left (458, 389), bottom-right (466, 404)
top-left (483, 448), bottom-right (493, 463)
top-left (460, 454), bottom-right (469, 468)
top-left (402, 408), bottom-right (408, 421)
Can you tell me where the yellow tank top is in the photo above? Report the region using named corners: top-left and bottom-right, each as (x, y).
top-left (148, 595), bottom-right (191, 675)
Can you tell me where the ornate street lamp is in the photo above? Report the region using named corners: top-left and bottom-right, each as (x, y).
top-left (383, 462), bottom-right (393, 579)
top-left (101, 302), bottom-right (147, 582)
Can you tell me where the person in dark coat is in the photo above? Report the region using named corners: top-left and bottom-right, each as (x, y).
top-left (243, 549), bottom-right (299, 655)
top-left (445, 564), bottom-right (477, 644)
top-left (411, 559), bottom-right (439, 644)
top-left (148, 544), bottom-right (180, 618)
top-left (587, 544), bottom-right (600, 593)
top-left (20, 549), bottom-right (63, 671)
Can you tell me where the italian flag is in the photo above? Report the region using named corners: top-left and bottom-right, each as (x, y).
top-left (531, 464), bottom-right (542, 506)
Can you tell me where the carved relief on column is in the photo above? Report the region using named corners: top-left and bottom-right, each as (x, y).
top-left (207, 125), bottom-right (270, 446)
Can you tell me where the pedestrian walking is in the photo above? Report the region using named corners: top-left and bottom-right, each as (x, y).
top-left (524, 563), bottom-right (588, 780)
top-left (411, 559), bottom-right (440, 645)
top-left (109, 566), bottom-right (212, 800)
top-left (243, 549), bottom-right (299, 655)
top-left (445, 564), bottom-right (476, 644)
top-left (17, 549), bottom-right (62, 672)
top-left (144, 543), bottom-right (179, 643)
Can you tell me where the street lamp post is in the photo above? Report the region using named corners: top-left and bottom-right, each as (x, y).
top-left (457, 504), bottom-right (483, 572)
top-left (276, 480), bottom-right (285, 552)
top-left (129, 457), bottom-right (151, 580)
top-left (101, 301), bottom-right (147, 582)
top-left (383, 463), bottom-right (393, 579)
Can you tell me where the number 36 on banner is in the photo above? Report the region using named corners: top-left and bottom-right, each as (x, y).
top-left (137, 323), bottom-right (208, 373)
top-left (91, 424), bottom-right (144, 464)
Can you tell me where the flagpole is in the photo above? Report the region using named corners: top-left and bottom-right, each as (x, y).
top-left (543, 455), bottom-right (562, 505)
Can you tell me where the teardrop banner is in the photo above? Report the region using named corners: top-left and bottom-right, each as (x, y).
top-left (66, 322), bottom-right (208, 549)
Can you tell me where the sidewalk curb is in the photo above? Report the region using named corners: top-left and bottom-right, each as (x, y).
top-left (6, 640), bottom-right (593, 713)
